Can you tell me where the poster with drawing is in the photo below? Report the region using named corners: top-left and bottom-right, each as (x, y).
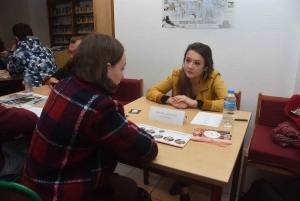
top-left (162, 0), bottom-right (235, 29)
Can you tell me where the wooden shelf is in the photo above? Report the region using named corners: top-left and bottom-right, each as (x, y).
top-left (74, 12), bottom-right (93, 15)
top-left (47, 0), bottom-right (114, 47)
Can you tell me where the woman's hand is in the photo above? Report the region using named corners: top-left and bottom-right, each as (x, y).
top-left (172, 95), bottom-right (197, 107)
top-left (0, 51), bottom-right (9, 57)
top-left (48, 77), bottom-right (58, 89)
top-left (166, 97), bottom-right (188, 109)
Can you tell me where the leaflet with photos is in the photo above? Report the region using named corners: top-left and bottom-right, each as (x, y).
top-left (0, 93), bottom-right (48, 109)
top-left (192, 128), bottom-right (232, 147)
top-left (137, 123), bottom-right (192, 148)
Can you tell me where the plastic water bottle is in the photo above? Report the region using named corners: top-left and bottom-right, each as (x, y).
top-left (23, 70), bottom-right (33, 93)
top-left (222, 89), bottom-right (236, 128)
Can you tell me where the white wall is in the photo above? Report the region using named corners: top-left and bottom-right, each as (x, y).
top-left (114, 0), bottom-right (300, 146)
top-left (294, 51), bottom-right (300, 94)
top-left (0, 0), bottom-right (49, 48)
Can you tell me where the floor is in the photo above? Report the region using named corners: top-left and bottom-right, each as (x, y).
top-left (114, 162), bottom-right (300, 201)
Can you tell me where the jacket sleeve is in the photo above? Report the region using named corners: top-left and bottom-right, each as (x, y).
top-left (51, 67), bottom-right (67, 80)
top-left (93, 99), bottom-right (158, 162)
top-left (146, 73), bottom-right (174, 104)
top-left (202, 74), bottom-right (228, 112)
top-left (8, 53), bottom-right (24, 77)
top-left (0, 105), bottom-right (39, 138)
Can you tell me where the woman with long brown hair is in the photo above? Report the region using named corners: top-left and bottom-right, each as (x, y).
top-left (146, 42), bottom-right (227, 112)
top-left (21, 33), bottom-right (158, 201)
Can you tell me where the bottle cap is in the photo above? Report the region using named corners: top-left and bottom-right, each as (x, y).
top-left (228, 89), bottom-right (234, 93)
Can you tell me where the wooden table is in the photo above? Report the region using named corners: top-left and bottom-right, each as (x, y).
top-left (31, 86), bottom-right (251, 201)
top-left (0, 70), bottom-right (24, 95)
top-left (123, 97), bottom-right (251, 201)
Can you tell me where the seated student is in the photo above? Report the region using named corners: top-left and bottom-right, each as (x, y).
top-left (8, 23), bottom-right (57, 87)
top-left (0, 105), bottom-right (38, 181)
top-left (45, 36), bottom-right (84, 88)
top-left (0, 38), bottom-right (9, 70)
top-left (146, 42), bottom-right (227, 112)
top-left (146, 42), bottom-right (228, 201)
top-left (21, 33), bottom-right (158, 201)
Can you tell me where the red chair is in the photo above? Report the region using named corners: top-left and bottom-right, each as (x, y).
top-left (111, 78), bottom-right (143, 105)
top-left (238, 93), bottom-right (300, 198)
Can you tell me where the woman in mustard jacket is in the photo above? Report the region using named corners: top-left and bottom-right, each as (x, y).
top-left (146, 42), bottom-right (227, 112)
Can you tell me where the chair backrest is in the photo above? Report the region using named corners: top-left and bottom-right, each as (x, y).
top-left (255, 92), bottom-right (290, 127)
top-left (111, 78), bottom-right (143, 105)
top-left (0, 181), bottom-right (42, 201)
top-left (234, 91), bottom-right (242, 110)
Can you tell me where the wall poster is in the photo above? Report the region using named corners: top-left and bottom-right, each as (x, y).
top-left (162, 0), bottom-right (235, 29)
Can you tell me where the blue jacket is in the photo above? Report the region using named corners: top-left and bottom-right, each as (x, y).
top-left (8, 36), bottom-right (57, 87)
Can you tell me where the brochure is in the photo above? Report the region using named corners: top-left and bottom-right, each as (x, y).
top-left (0, 93), bottom-right (48, 109)
top-left (191, 128), bottom-right (232, 147)
top-left (136, 124), bottom-right (193, 148)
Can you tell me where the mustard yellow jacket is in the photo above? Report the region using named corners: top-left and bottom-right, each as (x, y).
top-left (146, 68), bottom-right (228, 112)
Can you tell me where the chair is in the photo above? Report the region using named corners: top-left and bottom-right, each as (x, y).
top-left (0, 181), bottom-right (42, 201)
top-left (238, 93), bottom-right (300, 198)
top-left (234, 91), bottom-right (242, 110)
top-left (111, 78), bottom-right (143, 105)
top-left (143, 91), bottom-right (242, 185)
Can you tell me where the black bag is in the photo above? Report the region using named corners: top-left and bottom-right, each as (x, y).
top-left (239, 178), bottom-right (289, 201)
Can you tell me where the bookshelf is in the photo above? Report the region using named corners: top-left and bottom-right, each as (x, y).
top-left (46, 0), bottom-right (114, 47)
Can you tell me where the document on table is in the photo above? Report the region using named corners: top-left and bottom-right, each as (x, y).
top-left (190, 112), bottom-right (223, 127)
top-left (27, 107), bottom-right (43, 117)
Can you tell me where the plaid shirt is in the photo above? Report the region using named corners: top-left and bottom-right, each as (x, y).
top-left (21, 76), bottom-right (158, 201)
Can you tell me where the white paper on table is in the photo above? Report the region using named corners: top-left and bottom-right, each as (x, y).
top-left (190, 112), bottom-right (223, 127)
top-left (27, 107), bottom-right (43, 117)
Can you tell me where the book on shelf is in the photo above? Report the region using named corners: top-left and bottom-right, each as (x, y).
top-left (136, 124), bottom-right (192, 148)
top-left (192, 128), bottom-right (232, 147)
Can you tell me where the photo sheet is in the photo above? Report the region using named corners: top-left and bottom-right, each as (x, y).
top-left (137, 123), bottom-right (193, 148)
top-left (0, 93), bottom-right (48, 109)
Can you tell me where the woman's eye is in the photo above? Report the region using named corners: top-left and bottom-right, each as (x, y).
top-left (195, 62), bottom-right (200, 65)
top-left (185, 59), bottom-right (190, 63)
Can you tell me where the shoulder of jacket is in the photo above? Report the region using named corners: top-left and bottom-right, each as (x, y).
top-left (172, 68), bottom-right (182, 76)
top-left (210, 70), bottom-right (221, 78)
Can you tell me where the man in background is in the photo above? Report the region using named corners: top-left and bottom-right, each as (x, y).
top-left (8, 23), bottom-right (57, 87)
top-left (46, 36), bottom-right (84, 88)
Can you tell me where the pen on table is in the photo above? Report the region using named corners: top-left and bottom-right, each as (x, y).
top-left (234, 118), bottom-right (248, 121)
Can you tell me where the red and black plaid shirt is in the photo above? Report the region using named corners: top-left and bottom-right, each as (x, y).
top-left (21, 76), bottom-right (158, 201)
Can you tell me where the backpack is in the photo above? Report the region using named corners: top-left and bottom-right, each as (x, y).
top-left (239, 178), bottom-right (289, 201)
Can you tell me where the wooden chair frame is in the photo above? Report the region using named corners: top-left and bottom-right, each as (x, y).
top-left (238, 93), bottom-right (300, 198)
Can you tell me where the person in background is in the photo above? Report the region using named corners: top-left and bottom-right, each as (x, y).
top-left (0, 38), bottom-right (9, 70)
top-left (0, 105), bottom-right (38, 181)
top-left (146, 42), bottom-right (228, 201)
top-left (146, 42), bottom-right (227, 112)
top-left (21, 33), bottom-right (158, 201)
top-left (7, 23), bottom-right (57, 87)
top-left (44, 35), bottom-right (84, 88)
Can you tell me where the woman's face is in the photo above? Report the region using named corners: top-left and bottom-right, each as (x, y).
top-left (183, 50), bottom-right (207, 80)
top-left (107, 52), bottom-right (126, 85)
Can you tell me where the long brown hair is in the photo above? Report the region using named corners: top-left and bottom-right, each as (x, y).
top-left (176, 42), bottom-right (214, 97)
top-left (65, 33), bottom-right (124, 93)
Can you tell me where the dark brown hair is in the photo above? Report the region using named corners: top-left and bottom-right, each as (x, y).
top-left (69, 35), bottom-right (85, 44)
top-left (65, 33), bottom-right (124, 93)
top-left (12, 23), bottom-right (33, 40)
top-left (0, 38), bottom-right (4, 52)
top-left (176, 42), bottom-right (214, 97)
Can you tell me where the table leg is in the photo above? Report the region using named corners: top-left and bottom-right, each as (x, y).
top-left (230, 140), bottom-right (244, 201)
top-left (211, 185), bottom-right (222, 201)
top-left (143, 170), bottom-right (149, 185)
